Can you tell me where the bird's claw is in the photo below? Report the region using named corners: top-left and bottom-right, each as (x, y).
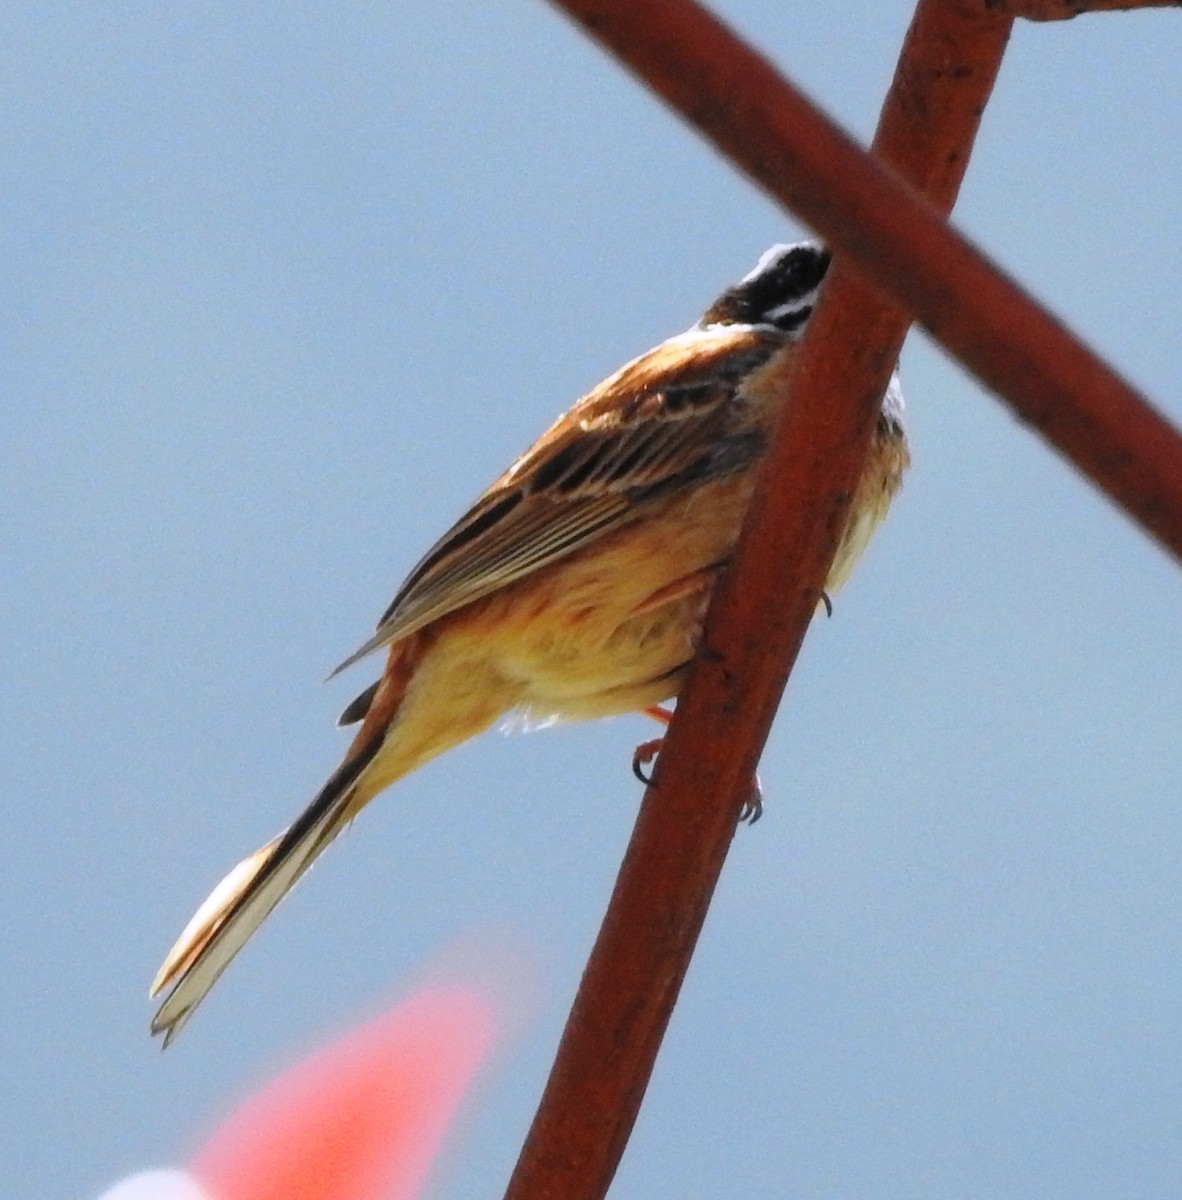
top-left (632, 735), bottom-right (764, 824)
top-left (738, 773), bottom-right (764, 824)
top-left (632, 737), bottom-right (664, 786)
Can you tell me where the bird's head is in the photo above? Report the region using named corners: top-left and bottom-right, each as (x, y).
top-left (700, 241), bottom-right (831, 334)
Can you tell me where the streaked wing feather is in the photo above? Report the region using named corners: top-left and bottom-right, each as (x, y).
top-left (385, 492), bottom-right (633, 633)
top-left (331, 327), bottom-right (781, 676)
top-left (328, 492), bottom-right (632, 677)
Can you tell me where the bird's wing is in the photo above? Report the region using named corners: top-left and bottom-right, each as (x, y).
top-left (330, 326), bottom-right (781, 676)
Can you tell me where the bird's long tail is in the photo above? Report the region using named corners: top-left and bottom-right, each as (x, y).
top-left (148, 633), bottom-right (443, 1046)
top-left (149, 735), bottom-right (382, 1047)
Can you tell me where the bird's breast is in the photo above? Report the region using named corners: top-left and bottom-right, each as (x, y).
top-left (467, 471), bottom-right (759, 721)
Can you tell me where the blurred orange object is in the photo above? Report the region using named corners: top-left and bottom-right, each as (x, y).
top-left (189, 988), bottom-right (496, 1200)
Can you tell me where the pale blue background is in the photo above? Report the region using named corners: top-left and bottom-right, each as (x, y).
top-left (3, 4), bottom-right (1181, 1198)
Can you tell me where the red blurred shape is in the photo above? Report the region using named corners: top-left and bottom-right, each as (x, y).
top-left (190, 989), bottom-right (496, 1200)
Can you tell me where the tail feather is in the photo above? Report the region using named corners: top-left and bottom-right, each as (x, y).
top-left (149, 738), bottom-right (381, 1047)
top-left (150, 835), bottom-right (283, 1001)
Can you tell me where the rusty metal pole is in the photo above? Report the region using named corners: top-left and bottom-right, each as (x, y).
top-left (503, 4), bottom-right (1015, 1198)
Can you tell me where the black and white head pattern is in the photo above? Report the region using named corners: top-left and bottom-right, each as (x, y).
top-left (699, 241), bottom-right (831, 336)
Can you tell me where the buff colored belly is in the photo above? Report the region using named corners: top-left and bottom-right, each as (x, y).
top-left (478, 472), bottom-right (757, 721)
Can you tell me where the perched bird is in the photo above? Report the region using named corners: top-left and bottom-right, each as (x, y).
top-left (150, 241), bottom-right (908, 1044)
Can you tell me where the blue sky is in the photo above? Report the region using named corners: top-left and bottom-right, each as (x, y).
top-left (3, 4), bottom-right (1181, 1198)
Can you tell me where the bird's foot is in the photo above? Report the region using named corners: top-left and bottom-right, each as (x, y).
top-left (633, 705), bottom-right (674, 784)
top-left (632, 736), bottom-right (664, 785)
top-left (739, 774), bottom-right (764, 824)
top-left (633, 705), bottom-right (763, 823)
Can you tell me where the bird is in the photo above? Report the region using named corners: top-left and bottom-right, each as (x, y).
top-left (150, 240), bottom-right (909, 1044)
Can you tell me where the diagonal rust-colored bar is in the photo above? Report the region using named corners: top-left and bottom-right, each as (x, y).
top-left (987, 0), bottom-right (1180, 18)
top-left (555, 0), bottom-right (1182, 563)
top-left (503, 4), bottom-right (1012, 1199)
